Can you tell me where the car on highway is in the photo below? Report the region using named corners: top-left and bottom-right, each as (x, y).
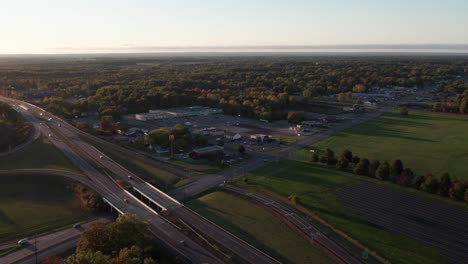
top-left (39, 113), bottom-right (43, 116)
top-left (99, 155), bottom-right (103, 159)
top-left (48, 117), bottom-right (52, 121)
top-left (124, 199), bottom-right (129, 203)
top-left (48, 134), bottom-right (52, 137)
top-left (128, 175), bottom-right (133, 180)
top-left (73, 223), bottom-right (81, 228)
top-left (58, 123), bottom-right (61, 127)
top-left (17, 239), bottom-right (29, 246)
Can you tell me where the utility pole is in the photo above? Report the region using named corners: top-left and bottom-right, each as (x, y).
top-left (34, 233), bottom-right (38, 264)
top-left (169, 134), bottom-right (175, 159)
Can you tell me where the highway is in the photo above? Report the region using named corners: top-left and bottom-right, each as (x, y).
top-left (0, 96), bottom-right (223, 264)
top-left (1, 96), bottom-right (280, 264)
top-left (0, 217), bottom-right (111, 264)
top-left (224, 185), bottom-right (364, 264)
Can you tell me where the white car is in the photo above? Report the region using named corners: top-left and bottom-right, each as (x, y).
top-left (58, 124), bottom-right (61, 127)
top-left (128, 175), bottom-right (133, 180)
top-left (48, 134), bottom-right (52, 137)
top-left (39, 113), bottom-right (43, 116)
top-left (99, 155), bottom-right (103, 159)
top-left (18, 239), bottom-right (29, 246)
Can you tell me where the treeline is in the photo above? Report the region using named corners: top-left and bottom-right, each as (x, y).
top-left (0, 102), bottom-right (31, 151)
top-left (1, 56), bottom-right (466, 121)
top-left (41, 215), bottom-right (161, 264)
top-left (312, 148), bottom-right (468, 203)
top-left (433, 89), bottom-right (468, 114)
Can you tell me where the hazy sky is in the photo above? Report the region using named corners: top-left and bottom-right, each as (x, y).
top-left (1, 0), bottom-right (468, 54)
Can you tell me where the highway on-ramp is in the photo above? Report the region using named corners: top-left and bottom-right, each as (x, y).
top-left (0, 96), bottom-right (223, 264)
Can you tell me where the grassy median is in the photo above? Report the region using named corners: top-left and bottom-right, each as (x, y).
top-left (187, 191), bottom-right (333, 264)
top-left (0, 137), bottom-right (79, 173)
top-left (0, 173), bottom-right (95, 243)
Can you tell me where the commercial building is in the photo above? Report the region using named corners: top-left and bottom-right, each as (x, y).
top-left (135, 106), bottom-right (223, 121)
top-left (189, 146), bottom-right (225, 160)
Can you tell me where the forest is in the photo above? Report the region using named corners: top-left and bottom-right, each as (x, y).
top-left (0, 55), bottom-right (467, 121)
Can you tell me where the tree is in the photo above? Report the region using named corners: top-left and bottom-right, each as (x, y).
top-left (286, 111), bottom-right (304, 124)
top-left (391, 160), bottom-right (404, 178)
top-left (64, 251), bottom-right (112, 264)
top-left (342, 149), bottom-right (353, 162)
top-left (459, 97), bottom-right (468, 114)
top-left (412, 174), bottom-right (425, 189)
top-left (352, 84), bottom-right (367, 93)
top-left (376, 162), bottom-right (390, 181)
top-left (77, 215), bottom-right (152, 257)
top-left (438, 173), bottom-right (452, 197)
top-left (311, 153), bottom-right (319, 162)
top-left (113, 246), bottom-right (144, 264)
top-left (420, 173), bottom-right (439, 194)
top-left (336, 157), bottom-right (349, 170)
top-left (368, 160), bottom-right (380, 178)
top-left (325, 148), bottom-right (337, 166)
top-left (352, 155), bottom-right (360, 164)
top-left (238, 145), bottom-right (246, 155)
top-left (354, 158), bottom-right (370, 176)
top-left (399, 107), bottom-right (409, 116)
top-left (449, 182), bottom-right (466, 201)
top-left (398, 168), bottom-right (414, 186)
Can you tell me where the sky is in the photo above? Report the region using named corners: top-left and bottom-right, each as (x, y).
top-left (1, 0), bottom-right (468, 54)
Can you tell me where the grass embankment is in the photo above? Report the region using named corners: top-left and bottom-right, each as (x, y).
top-left (0, 137), bottom-right (79, 173)
top-left (234, 160), bottom-right (455, 264)
top-left (298, 111), bottom-right (468, 180)
top-left (271, 134), bottom-right (297, 143)
top-left (0, 173), bottom-right (95, 243)
top-left (186, 191), bottom-right (333, 264)
top-left (86, 139), bottom-right (186, 191)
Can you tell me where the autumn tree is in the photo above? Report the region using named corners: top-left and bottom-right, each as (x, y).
top-left (64, 251), bottom-right (112, 264)
top-left (438, 173), bottom-right (452, 197)
top-left (449, 182), bottom-right (467, 201)
top-left (376, 162), bottom-right (390, 181)
top-left (354, 158), bottom-right (370, 176)
top-left (368, 160), bottom-right (381, 178)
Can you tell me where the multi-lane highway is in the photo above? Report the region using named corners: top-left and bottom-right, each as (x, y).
top-left (0, 96), bottom-right (223, 264)
top-left (1, 96), bottom-right (281, 264)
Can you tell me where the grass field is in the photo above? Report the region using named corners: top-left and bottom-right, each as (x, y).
top-left (300, 110), bottom-right (468, 180)
top-left (0, 137), bottom-right (79, 173)
top-left (187, 191), bottom-right (333, 264)
top-left (87, 139), bottom-right (184, 190)
top-left (0, 173), bottom-right (95, 243)
top-left (233, 160), bottom-right (464, 264)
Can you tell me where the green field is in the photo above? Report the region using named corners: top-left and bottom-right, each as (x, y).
top-left (0, 173), bottom-right (95, 243)
top-left (0, 137), bottom-right (79, 173)
top-left (234, 160), bottom-right (460, 264)
top-left (301, 111), bottom-right (468, 180)
top-left (187, 191), bottom-right (333, 264)
top-left (86, 139), bottom-right (184, 190)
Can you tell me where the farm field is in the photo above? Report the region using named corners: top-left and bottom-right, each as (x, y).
top-left (305, 110), bottom-right (468, 180)
top-left (0, 137), bottom-right (79, 173)
top-left (234, 160), bottom-right (468, 264)
top-left (337, 182), bottom-right (468, 264)
top-left (0, 173), bottom-right (95, 243)
top-left (186, 191), bottom-right (333, 264)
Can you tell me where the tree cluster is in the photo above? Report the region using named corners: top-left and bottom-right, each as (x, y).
top-left (61, 214), bottom-right (158, 264)
top-left (313, 148), bottom-right (468, 203)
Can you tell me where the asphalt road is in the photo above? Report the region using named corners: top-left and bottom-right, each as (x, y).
top-left (1, 97), bottom-right (280, 264)
top-left (0, 217), bottom-right (111, 264)
top-left (0, 97), bottom-right (223, 264)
